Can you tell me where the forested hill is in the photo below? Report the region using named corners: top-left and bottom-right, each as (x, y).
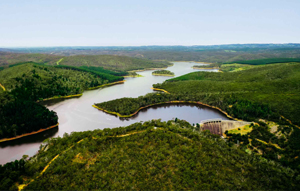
top-left (0, 62), bottom-right (124, 140)
top-left (2, 44), bottom-right (300, 64)
top-left (56, 55), bottom-right (171, 71)
top-left (0, 52), bottom-right (171, 71)
top-left (0, 63), bottom-right (121, 99)
top-left (0, 52), bottom-right (61, 67)
top-left (156, 62), bottom-right (300, 126)
top-left (1, 119), bottom-right (298, 190)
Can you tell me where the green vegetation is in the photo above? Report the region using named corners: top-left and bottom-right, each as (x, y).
top-left (96, 93), bottom-right (279, 122)
top-left (0, 53), bottom-right (61, 67)
top-left (0, 62), bottom-right (125, 140)
top-left (0, 53), bottom-right (172, 140)
top-left (1, 119), bottom-right (299, 190)
top-left (219, 63), bottom-right (257, 72)
top-left (193, 63), bottom-right (221, 69)
top-left (95, 62), bottom-right (300, 175)
top-left (152, 70), bottom-right (174, 76)
top-left (227, 125), bottom-right (252, 135)
top-left (226, 122), bottom-right (300, 172)
top-left (54, 55), bottom-right (171, 72)
top-left (0, 100), bottom-right (57, 139)
top-left (0, 63), bottom-right (114, 97)
top-left (155, 62), bottom-right (300, 126)
top-left (0, 52), bottom-right (171, 72)
top-left (225, 58), bottom-right (300, 65)
top-left (97, 64), bottom-right (300, 125)
top-left (124, 71), bottom-right (143, 77)
top-left (4, 44), bottom-right (300, 64)
top-left (54, 65), bottom-right (124, 83)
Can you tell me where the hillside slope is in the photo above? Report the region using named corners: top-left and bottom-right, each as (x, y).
top-left (0, 52), bottom-right (171, 71)
top-left (0, 63), bottom-right (121, 99)
top-left (156, 63), bottom-right (300, 126)
top-left (58, 55), bottom-right (171, 71)
top-left (0, 63), bottom-right (124, 140)
top-left (1, 120), bottom-right (298, 190)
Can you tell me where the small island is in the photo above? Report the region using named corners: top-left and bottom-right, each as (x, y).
top-left (124, 71), bottom-right (143, 78)
top-left (152, 70), bottom-right (175, 76)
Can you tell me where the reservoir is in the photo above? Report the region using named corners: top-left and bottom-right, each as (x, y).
top-left (0, 62), bottom-right (225, 164)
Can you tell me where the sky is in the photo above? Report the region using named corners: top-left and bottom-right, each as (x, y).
top-left (0, 0), bottom-right (299, 47)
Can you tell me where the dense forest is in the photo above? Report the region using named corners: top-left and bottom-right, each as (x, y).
top-left (0, 52), bottom-right (173, 140)
top-left (0, 100), bottom-right (58, 139)
top-left (0, 63), bottom-right (116, 98)
top-left (0, 52), bottom-right (171, 72)
top-left (1, 119), bottom-right (299, 190)
top-left (152, 70), bottom-right (174, 76)
top-left (56, 55), bottom-right (171, 72)
top-left (225, 58), bottom-right (300, 65)
top-left (94, 62), bottom-right (300, 175)
top-left (95, 93), bottom-right (279, 123)
top-left (0, 62), bottom-right (126, 140)
top-left (225, 122), bottom-right (300, 173)
top-left (157, 62), bottom-right (300, 126)
top-left (96, 62), bottom-right (300, 125)
top-left (1, 47), bottom-right (300, 190)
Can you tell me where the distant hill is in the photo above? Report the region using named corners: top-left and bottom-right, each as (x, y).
top-left (0, 52), bottom-right (61, 67)
top-left (0, 63), bottom-right (122, 94)
top-left (1, 44), bottom-right (300, 63)
top-left (57, 55), bottom-right (171, 72)
top-left (0, 52), bottom-right (171, 72)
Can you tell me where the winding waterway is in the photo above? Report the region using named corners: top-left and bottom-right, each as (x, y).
top-left (0, 62), bottom-right (226, 164)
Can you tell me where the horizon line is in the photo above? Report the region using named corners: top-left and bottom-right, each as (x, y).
top-left (1, 43), bottom-right (300, 49)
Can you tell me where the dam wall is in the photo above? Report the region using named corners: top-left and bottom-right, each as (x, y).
top-left (199, 119), bottom-right (252, 136)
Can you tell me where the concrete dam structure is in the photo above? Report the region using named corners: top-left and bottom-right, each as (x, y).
top-left (199, 119), bottom-right (252, 136)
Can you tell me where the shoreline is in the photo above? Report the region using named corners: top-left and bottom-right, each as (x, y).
top-left (128, 67), bottom-right (168, 72)
top-left (9, 81), bottom-right (125, 144)
top-left (123, 74), bottom-right (143, 78)
top-left (0, 123), bottom-right (59, 143)
top-left (127, 64), bottom-right (174, 73)
top-left (152, 73), bottom-right (175, 77)
top-left (37, 80), bottom-right (126, 102)
top-left (193, 66), bottom-right (219, 70)
top-left (87, 80), bottom-right (125, 90)
top-left (37, 94), bottom-right (82, 102)
top-left (151, 87), bottom-right (170, 94)
top-left (0, 83), bottom-right (5, 91)
top-left (93, 100), bottom-right (241, 121)
top-left (172, 61), bottom-right (213, 65)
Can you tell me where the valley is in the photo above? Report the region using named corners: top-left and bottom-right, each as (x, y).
top-left (0, 48), bottom-right (299, 190)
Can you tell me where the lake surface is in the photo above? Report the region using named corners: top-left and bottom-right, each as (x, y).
top-left (0, 62), bottom-right (225, 164)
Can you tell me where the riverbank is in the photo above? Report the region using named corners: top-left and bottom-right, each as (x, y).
top-left (93, 100), bottom-right (241, 121)
top-left (37, 94), bottom-right (82, 102)
top-left (193, 66), bottom-right (219, 70)
top-left (0, 83), bottom-right (5, 91)
top-left (172, 61), bottom-right (213, 65)
top-left (37, 81), bottom-right (126, 103)
top-left (152, 73), bottom-right (175, 77)
top-left (0, 123), bottom-right (59, 143)
top-left (127, 64), bottom-right (174, 73)
top-left (151, 87), bottom-right (170, 94)
top-left (87, 80), bottom-right (125, 90)
top-left (123, 74), bottom-right (143, 78)
top-left (128, 67), bottom-right (168, 72)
